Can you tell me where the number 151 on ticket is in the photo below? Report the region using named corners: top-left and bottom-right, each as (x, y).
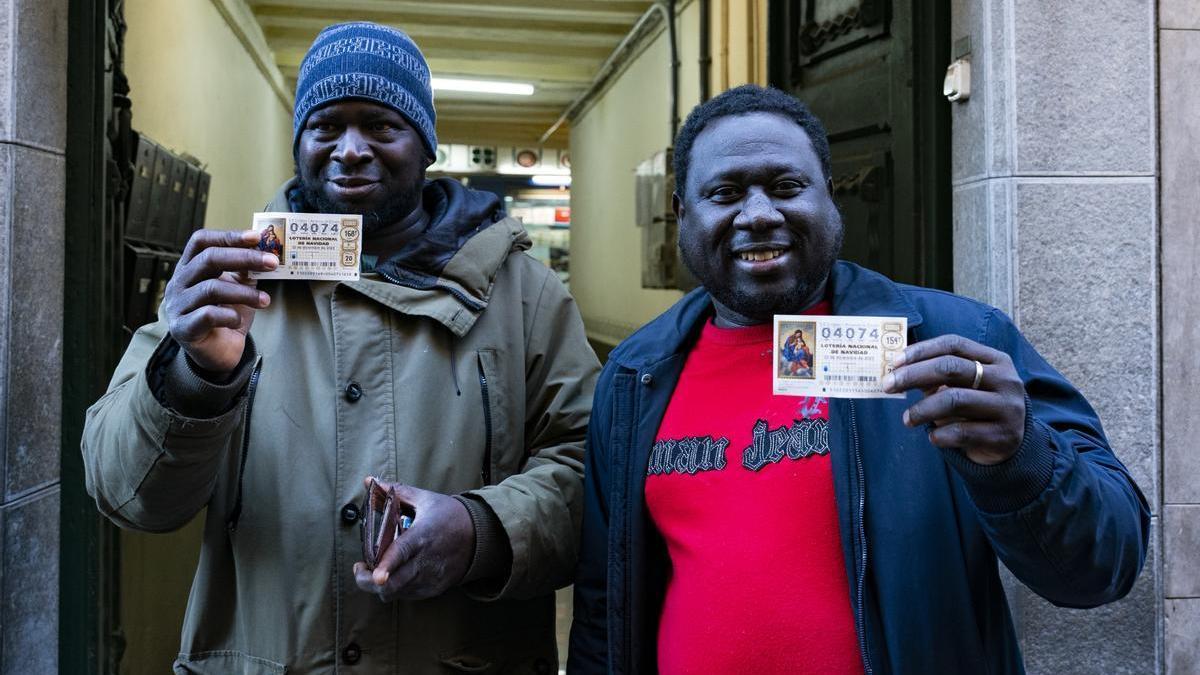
top-left (772, 315), bottom-right (908, 398)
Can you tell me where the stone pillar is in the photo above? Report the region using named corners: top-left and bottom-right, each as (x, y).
top-left (950, 0), bottom-right (1161, 672)
top-left (1161, 2), bottom-right (1200, 672)
top-left (0, 0), bottom-right (68, 672)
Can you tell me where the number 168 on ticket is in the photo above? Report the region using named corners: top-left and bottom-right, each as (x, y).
top-left (772, 315), bottom-right (908, 398)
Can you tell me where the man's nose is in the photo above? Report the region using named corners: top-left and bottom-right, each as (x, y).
top-left (734, 190), bottom-right (785, 230)
top-left (331, 127), bottom-right (373, 165)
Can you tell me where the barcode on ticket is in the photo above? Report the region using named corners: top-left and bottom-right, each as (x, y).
top-left (826, 374), bottom-right (878, 383)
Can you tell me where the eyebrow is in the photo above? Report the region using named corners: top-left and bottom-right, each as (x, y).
top-left (359, 109), bottom-right (402, 122)
top-left (704, 162), bottom-right (812, 183)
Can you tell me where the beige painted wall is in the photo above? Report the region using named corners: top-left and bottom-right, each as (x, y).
top-left (124, 0), bottom-right (294, 233)
top-left (712, 0), bottom-right (770, 91)
top-left (569, 0), bottom-right (768, 345)
top-left (119, 2), bottom-right (293, 672)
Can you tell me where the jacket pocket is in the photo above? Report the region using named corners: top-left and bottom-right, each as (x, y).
top-left (476, 350), bottom-right (495, 485)
top-left (174, 650), bottom-right (286, 674)
top-left (475, 349), bottom-right (515, 485)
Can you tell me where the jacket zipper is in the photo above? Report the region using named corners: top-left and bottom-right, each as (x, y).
top-left (226, 362), bottom-right (262, 532)
top-left (476, 355), bottom-right (493, 485)
top-left (849, 401), bottom-right (873, 675)
top-left (376, 267), bottom-right (486, 312)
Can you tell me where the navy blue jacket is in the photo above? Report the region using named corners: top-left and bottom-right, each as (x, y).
top-left (567, 262), bottom-right (1150, 674)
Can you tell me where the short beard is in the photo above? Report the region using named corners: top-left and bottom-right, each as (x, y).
top-left (680, 223), bottom-right (844, 322)
top-left (297, 174), bottom-right (425, 234)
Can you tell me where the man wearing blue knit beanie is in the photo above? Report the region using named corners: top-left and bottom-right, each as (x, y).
top-left (82, 21), bottom-right (598, 674)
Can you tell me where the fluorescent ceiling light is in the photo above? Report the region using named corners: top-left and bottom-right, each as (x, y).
top-left (531, 174), bottom-right (571, 187)
top-left (432, 77), bottom-right (535, 96)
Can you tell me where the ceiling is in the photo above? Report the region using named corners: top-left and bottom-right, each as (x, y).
top-left (245, 0), bottom-right (657, 149)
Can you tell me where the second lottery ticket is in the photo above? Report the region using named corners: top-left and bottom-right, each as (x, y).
top-left (772, 315), bottom-right (908, 398)
top-left (249, 212), bottom-right (362, 281)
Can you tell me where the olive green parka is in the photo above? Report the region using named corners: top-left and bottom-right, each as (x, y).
top-left (82, 179), bottom-right (599, 673)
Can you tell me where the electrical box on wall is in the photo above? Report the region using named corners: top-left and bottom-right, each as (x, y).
top-left (509, 147), bottom-right (542, 170)
top-left (469, 146), bottom-right (497, 170)
top-left (429, 145), bottom-right (570, 178)
top-left (636, 148), bottom-right (696, 291)
top-left (635, 148), bottom-right (672, 229)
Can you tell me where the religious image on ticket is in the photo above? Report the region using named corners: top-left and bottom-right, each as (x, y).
top-left (249, 212), bottom-right (362, 281)
top-left (772, 315), bottom-right (908, 398)
top-left (777, 321), bottom-right (817, 380)
top-left (257, 218), bottom-right (286, 259)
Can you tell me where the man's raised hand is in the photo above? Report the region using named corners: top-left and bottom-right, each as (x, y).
top-left (162, 229), bottom-right (277, 374)
top-left (882, 334), bottom-right (1027, 466)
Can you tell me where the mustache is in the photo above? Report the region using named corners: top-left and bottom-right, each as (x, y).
top-left (295, 175), bottom-right (424, 233)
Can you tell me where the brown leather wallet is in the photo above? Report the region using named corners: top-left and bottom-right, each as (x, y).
top-left (359, 478), bottom-right (416, 570)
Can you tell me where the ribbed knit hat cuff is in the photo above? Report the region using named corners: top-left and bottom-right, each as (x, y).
top-left (291, 99), bottom-right (436, 161)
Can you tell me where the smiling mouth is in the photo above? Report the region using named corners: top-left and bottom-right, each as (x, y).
top-left (736, 249), bottom-right (785, 262)
top-left (331, 177), bottom-right (377, 187)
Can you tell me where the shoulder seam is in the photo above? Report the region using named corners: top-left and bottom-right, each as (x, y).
top-left (523, 260), bottom-right (555, 353)
top-left (900, 285), bottom-right (1001, 320)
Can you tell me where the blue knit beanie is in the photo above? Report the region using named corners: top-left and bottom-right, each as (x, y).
top-left (293, 22), bottom-right (437, 158)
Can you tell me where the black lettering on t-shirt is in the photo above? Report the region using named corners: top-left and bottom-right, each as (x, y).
top-left (647, 436), bottom-right (729, 476)
top-left (743, 418), bottom-right (830, 471)
top-left (650, 418), bottom-right (828, 476)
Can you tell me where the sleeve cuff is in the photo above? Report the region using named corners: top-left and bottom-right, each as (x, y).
top-left (150, 336), bottom-right (258, 419)
top-left (940, 395), bottom-right (1057, 514)
top-left (454, 494), bottom-right (513, 586)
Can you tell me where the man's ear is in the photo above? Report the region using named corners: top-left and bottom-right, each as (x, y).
top-left (672, 191), bottom-right (684, 224)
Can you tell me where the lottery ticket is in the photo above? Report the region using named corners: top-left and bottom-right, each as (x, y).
top-left (248, 212), bottom-right (362, 281)
top-left (772, 315), bottom-right (908, 398)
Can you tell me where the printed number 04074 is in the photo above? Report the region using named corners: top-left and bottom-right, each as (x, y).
top-left (821, 326), bottom-right (879, 340)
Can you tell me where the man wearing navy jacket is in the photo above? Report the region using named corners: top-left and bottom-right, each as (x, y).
top-left (568, 85), bottom-right (1149, 674)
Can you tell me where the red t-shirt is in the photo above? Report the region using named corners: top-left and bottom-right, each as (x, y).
top-left (645, 302), bottom-right (863, 674)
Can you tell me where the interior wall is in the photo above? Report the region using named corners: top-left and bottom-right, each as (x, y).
top-left (712, 0), bottom-right (770, 90)
top-left (569, 0), bottom-right (767, 346)
top-left (124, 0), bottom-right (294, 233)
top-left (118, 1), bottom-right (293, 672)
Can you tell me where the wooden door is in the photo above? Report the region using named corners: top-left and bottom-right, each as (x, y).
top-left (769, 0), bottom-right (951, 289)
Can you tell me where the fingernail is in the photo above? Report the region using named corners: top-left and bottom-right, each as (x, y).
top-left (262, 253), bottom-right (278, 267)
top-left (891, 352), bottom-right (906, 367)
top-left (881, 373), bottom-right (895, 391)
top-left (902, 410), bottom-right (911, 426)
top-left (258, 291), bottom-right (270, 307)
top-left (373, 570), bottom-right (389, 586)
